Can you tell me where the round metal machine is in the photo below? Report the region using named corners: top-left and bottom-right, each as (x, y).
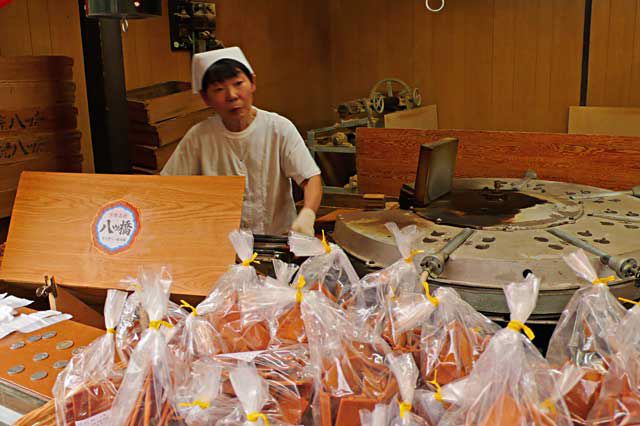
top-left (334, 178), bottom-right (640, 320)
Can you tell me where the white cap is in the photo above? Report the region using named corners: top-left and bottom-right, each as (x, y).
top-left (191, 46), bottom-right (254, 93)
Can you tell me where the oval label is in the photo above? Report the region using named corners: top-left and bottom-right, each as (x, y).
top-left (92, 201), bottom-right (141, 254)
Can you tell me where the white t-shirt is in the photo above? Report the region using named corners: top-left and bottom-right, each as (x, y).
top-left (161, 107), bottom-right (321, 235)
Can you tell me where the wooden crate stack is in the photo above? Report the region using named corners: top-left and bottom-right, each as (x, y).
top-left (0, 56), bottom-right (83, 218)
top-left (127, 81), bottom-right (212, 174)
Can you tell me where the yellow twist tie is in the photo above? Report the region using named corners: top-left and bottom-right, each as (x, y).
top-left (180, 300), bottom-right (198, 316)
top-left (428, 370), bottom-right (444, 403)
top-left (106, 327), bottom-right (116, 334)
top-left (321, 230), bottom-right (332, 254)
top-left (247, 411), bottom-right (270, 425)
top-left (422, 280), bottom-right (440, 307)
top-left (619, 297), bottom-right (640, 306)
top-left (242, 252), bottom-right (261, 267)
top-left (398, 400), bottom-right (413, 418)
top-left (507, 320), bottom-right (535, 340)
top-left (405, 249), bottom-right (424, 264)
top-left (179, 400), bottom-right (210, 409)
top-left (540, 399), bottom-right (557, 415)
top-left (295, 275), bottom-right (306, 304)
top-left (593, 275), bottom-right (615, 286)
top-left (148, 320), bottom-right (174, 330)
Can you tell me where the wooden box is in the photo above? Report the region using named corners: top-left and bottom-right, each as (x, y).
top-left (129, 107), bottom-right (212, 147)
top-left (0, 172), bottom-right (244, 326)
top-left (127, 81), bottom-right (206, 124)
top-left (132, 140), bottom-right (178, 170)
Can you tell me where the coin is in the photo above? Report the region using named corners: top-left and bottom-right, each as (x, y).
top-left (42, 331), bottom-right (57, 339)
top-left (33, 352), bottom-right (49, 362)
top-left (53, 360), bottom-right (68, 369)
top-left (30, 371), bottom-right (47, 381)
top-left (27, 335), bottom-right (41, 343)
top-left (9, 341), bottom-right (25, 350)
top-left (7, 365), bottom-right (24, 375)
top-left (56, 340), bottom-right (74, 350)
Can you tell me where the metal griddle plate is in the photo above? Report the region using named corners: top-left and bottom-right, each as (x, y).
top-left (333, 178), bottom-right (640, 318)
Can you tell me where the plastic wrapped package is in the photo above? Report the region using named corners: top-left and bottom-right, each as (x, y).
top-left (385, 353), bottom-right (430, 425)
top-left (359, 354), bottom-right (462, 426)
top-left (373, 222), bottom-right (424, 295)
top-left (546, 249), bottom-right (626, 424)
top-left (212, 344), bottom-right (313, 425)
top-left (215, 362), bottom-right (296, 426)
top-left (586, 352), bottom-right (640, 425)
top-left (439, 274), bottom-right (573, 426)
top-left (169, 230), bottom-right (270, 358)
top-left (413, 377), bottom-right (467, 425)
top-left (343, 223), bottom-right (426, 351)
top-left (239, 259), bottom-right (308, 346)
top-left (301, 290), bottom-right (398, 426)
top-left (116, 269), bottom-right (186, 363)
top-left (109, 267), bottom-right (186, 426)
top-left (174, 360), bottom-right (238, 426)
top-left (53, 289), bottom-right (128, 426)
top-left (289, 231), bottom-right (360, 302)
top-left (360, 404), bottom-right (391, 426)
top-left (586, 300), bottom-right (640, 425)
top-left (418, 285), bottom-right (499, 386)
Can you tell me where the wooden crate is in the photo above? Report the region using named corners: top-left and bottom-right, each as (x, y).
top-left (132, 140), bottom-right (178, 170)
top-left (127, 81), bottom-right (206, 124)
top-left (129, 107), bottom-right (212, 147)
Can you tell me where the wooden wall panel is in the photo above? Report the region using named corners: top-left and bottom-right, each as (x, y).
top-left (588, 0), bottom-right (640, 107)
top-left (356, 128), bottom-right (640, 196)
top-left (329, 0), bottom-right (585, 133)
top-left (0, 0), bottom-right (95, 173)
top-left (122, 0), bottom-right (332, 133)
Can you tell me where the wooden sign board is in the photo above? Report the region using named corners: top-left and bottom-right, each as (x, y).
top-left (0, 172), bottom-right (244, 298)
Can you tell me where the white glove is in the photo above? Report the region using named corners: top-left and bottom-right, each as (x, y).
top-left (291, 207), bottom-right (316, 236)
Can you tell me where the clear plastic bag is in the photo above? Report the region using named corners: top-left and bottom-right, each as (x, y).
top-left (215, 362), bottom-right (296, 426)
top-left (586, 352), bottom-right (640, 425)
top-left (212, 344), bottom-right (313, 425)
top-left (174, 359), bottom-right (238, 426)
top-left (414, 377), bottom-right (467, 425)
top-left (546, 249), bottom-right (626, 424)
top-left (440, 274), bottom-right (573, 426)
top-left (239, 260), bottom-right (307, 347)
top-left (343, 222), bottom-right (427, 350)
top-left (360, 403), bottom-right (391, 426)
top-left (385, 353), bottom-right (430, 425)
top-left (170, 230), bottom-right (270, 358)
top-left (54, 289), bottom-right (128, 426)
top-left (301, 290), bottom-right (398, 425)
top-left (289, 231), bottom-right (360, 302)
top-left (116, 269), bottom-right (186, 363)
top-left (586, 300), bottom-right (640, 424)
top-left (419, 285), bottom-right (498, 386)
top-left (109, 267), bottom-right (186, 425)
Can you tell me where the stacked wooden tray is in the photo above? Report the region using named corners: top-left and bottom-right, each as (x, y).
top-left (127, 81), bottom-right (212, 174)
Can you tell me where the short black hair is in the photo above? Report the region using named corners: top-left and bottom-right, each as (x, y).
top-left (201, 58), bottom-right (253, 92)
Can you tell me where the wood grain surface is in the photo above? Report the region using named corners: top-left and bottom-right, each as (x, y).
top-left (0, 1), bottom-right (95, 171)
top-left (129, 108), bottom-right (212, 147)
top-left (0, 172), bottom-right (245, 297)
top-left (569, 106), bottom-right (640, 136)
top-left (0, 308), bottom-right (103, 399)
top-left (356, 127), bottom-right (640, 195)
